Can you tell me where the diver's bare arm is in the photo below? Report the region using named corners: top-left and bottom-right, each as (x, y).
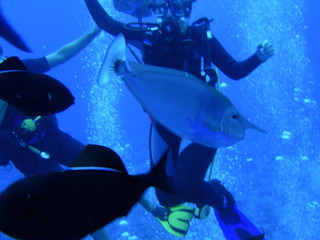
top-left (84, 0), bottom-right (125, 36)
top-left (45, 26), bottom-right (101, 69)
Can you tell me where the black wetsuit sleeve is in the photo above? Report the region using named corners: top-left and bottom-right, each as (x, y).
top-left (21, 57), bottom-right (50, 74)
top-left (210, 35), bottom-right (263, 80)
top-left (84, 0), bottom-right (143, 44)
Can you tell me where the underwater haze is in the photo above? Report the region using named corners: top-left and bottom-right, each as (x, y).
top-left (0, 0), bottom-right (319, 239)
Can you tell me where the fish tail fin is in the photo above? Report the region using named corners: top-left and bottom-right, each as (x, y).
top-left (146, 150), bottom-right (175, 194)
top-left (97, 34), bottom-right (127, 85)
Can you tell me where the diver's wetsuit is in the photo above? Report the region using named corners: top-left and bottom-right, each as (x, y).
top-left (0, 57), bottom-right (84, 176)
top-left (85, 0), bottom-right (264, 211)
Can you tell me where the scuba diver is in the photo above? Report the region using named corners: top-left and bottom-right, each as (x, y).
top-left (84, 0), bottom-right (274, 238)
top-left (0, 27), bottom-right (111, 240)
top-left (0, 27), bottom-right (101, 175)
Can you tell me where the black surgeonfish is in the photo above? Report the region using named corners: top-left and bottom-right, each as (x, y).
top-left (0, 144), bottom-right (172, 240)
top-left (0, 68), bottom-right (75, 115)
top-left (0, 4), bottom-right (31, 52)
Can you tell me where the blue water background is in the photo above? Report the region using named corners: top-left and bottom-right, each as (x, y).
top-left (0, 0), bottom-right (319, 239)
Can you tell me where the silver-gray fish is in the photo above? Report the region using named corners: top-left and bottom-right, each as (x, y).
top-left (98, 34), bottom-right (266, 148)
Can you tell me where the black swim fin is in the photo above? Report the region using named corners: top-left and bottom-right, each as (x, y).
top-left (214, 204), bottom-right (267, 240)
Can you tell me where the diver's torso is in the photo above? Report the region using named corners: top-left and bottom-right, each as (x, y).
top-left (142, 26), bottom-right (204, 80)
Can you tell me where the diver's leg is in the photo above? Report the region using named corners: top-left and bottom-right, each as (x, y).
top-left (149, 123), bottom-right (170, 165)
top-left (172, 143), bottom-right (235, 211)
top-left (148, 123), bottom-right (185, 206)
top-left (40, 128), bottom-right (85, 167)
top-left (89, 228), bottom-right (110, 240)
top-left (139, 197), bottom-right (158, 213)
top-left (139, 124), bottom-right (194, 237)
top-left (153, 141), bottom-right (215, 207)
top-left (138, 124), bottom-right (172, 213)
top-left (138, 124), bottom-right (167, 212)
top-left (9, 148), bottom-right (63, 177)
top-left (0, 100), bottom-right (8, 126)
top-left (11, 128), bottom-right (84, 176)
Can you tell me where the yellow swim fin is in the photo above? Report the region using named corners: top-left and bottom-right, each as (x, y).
top-left (154, 205), bottom-right (195, 238)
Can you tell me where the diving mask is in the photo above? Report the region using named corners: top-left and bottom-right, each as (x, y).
top-left (150, 0), bottom-right (193, 18)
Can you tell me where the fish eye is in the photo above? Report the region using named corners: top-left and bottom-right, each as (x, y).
top-left (231, 114), bottom-right (239, 119)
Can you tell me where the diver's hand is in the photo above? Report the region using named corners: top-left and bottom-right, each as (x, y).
top-left (256, 40), bottom-right (274, 61)
top-left (90, 25), bottom-right (102, 37)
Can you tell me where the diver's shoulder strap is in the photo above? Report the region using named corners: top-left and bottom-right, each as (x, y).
top-left (142, 30), bottom-right (161, 64)
top-left (190, 17), bottom-right (218, 86)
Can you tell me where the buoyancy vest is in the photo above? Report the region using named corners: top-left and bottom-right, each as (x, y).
top-left (142, 18), bottom-right (218, 86)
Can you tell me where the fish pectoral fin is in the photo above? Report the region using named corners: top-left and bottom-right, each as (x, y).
top-left (71, 144), bottom-right (128, 174)
top-left (97, 34), bottom-right (126, 85)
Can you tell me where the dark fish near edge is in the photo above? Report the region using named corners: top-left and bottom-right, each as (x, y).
top-left (0, 69), bottom-right (75, 115)
top-left (0, 7), bottom-right (31, 52)
top-left (0, 144), bottom-right (172, 240)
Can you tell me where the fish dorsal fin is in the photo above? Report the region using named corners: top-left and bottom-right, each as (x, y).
top-left (71, 144), bottom-right (128, 174)
top-left (98, 34), bottom-right (126, 85)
